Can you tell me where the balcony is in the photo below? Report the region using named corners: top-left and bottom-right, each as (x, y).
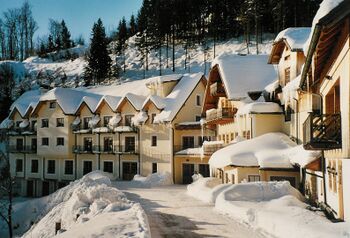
top-left (303, 113), bottom-right (341, 150)
top-left (9, 145), bottom-right (37, 153)
top-left (202, 141), bottom-right (224, 155)
top-left (206, 108), bottom-right (235, 125)
top-left (72, 145), bottom-right (93, 154)
top-left (210, 82), bottom-right (225, 97)
top-left (72, 145), bottom-right (139, 154)
top-left (8, 128), bottom-right (37, 136)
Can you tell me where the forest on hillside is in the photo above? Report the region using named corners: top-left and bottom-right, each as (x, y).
top-left (114, 0), bottom-right (322, 72)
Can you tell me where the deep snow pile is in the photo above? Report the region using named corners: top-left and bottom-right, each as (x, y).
top-left (0, 171), bottom-right (150, 238)
top-left (216, 182), bottom-right (350, 238)
top-left (132, 172), bottom-right (173, 187)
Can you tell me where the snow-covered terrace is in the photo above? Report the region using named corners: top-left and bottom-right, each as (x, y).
top-left (209, 132), bottom-right (321, 169)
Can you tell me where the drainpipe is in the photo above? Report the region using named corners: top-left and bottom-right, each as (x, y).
top-left (23, 134), bottom-right (26, 179)
top-left (170, 124), bottom-right (175, 183)
top-left (74, 133), bottom-right (77, 180)
top-left (293, 98), bottom-right (299, 144)
top-left (322, 151), bottom-right (327, 205)
top-left (118, 132), bottom-right (121, 179)
top-left (137, 126), bottom-right (141, 175)
top-left (97, 133), bottom-right (101, 170)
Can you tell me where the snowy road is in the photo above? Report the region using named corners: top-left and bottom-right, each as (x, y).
top-left (114, 183), bottom-right (266, 238)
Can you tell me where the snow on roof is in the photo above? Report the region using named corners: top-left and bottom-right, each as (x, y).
top-left (124, 93), bottom-right (147, 110)
top-left (303, 0), bottom-right (344, 53)
top-left (209, 132), bottom-right (320, 169)
top-left (10, 89), bottom-right (41, 117)
top-left (274, 28), bottom-right (311, 51)
top-left (281, 75), bottom-right (301, 106)
top-left (264, 80), bottom-right (280, 94)
top-left (212, 53), bottom-right (277, 100)
top-left (175, 147), bottom-right (203, 156)
top-left (145, 74), bottom-right (182, 87)
top-left (236, 102), bottom-right (282, 115)
top-left (154, 73), bottom-right (204, 123)
top-left (95, 95), bottom-right (122, 112)
top-left (142, 95), bottom-right (166, 110)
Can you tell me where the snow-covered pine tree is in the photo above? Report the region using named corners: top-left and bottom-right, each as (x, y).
top-left (85, 18), bottom-right (111, 85)
top-left (61, 20), bottom-right (71, 50)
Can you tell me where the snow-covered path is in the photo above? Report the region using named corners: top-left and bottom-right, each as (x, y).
top-left (114, 183), bottom-right (266, 238)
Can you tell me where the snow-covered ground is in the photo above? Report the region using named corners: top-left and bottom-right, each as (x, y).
top-left (0, 171), bottom-right (150, 238)
top-left (187, 178), bottom-right (350, 238)
top-left (115, 182), bottom-right (266, 238)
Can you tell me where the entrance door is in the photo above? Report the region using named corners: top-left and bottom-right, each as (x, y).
top-left (122, 162), bottom-right (138, 180)
top-left (42, 181), bottom-right (50, 196)
top-left (27, 180), bottom-right (34, 197)
top-left (182, 164), bottom-right (194, 184)
top-left (199, 164), bottom-right (210, 177)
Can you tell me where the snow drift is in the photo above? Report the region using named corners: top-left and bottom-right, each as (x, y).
top-left (132, 172), bottom-right (173, 187)
top-left (5, 171), bottom-right (150, 238)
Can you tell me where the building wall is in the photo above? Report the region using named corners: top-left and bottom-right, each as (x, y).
top-left (252, 114), bottom-right (284, 137)
top-left (174, 156), bottom-right (209, 184)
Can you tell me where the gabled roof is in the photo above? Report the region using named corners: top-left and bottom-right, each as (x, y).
top-left (268, 27), bottom-right (311, 64)
top-left (211, 53), bottom-right (277, 100)
top-left (10, 89), bottom-right (41, 118)
top-left (300, 0), bottom-right (350, 88)
top-left (154, 73), bottom-right (205, 123)
top-left (142, 95), bottom-right (166, 110)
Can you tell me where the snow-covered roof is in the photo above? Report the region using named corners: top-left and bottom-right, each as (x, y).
top-left (303, 0), bottom-right (344, 54)
top-left (212, 54), bottom-right (277, 100)
top-left (142, 95), bottom-right (166, 110)
top-left (10, 89), bottom-right (41, 117)
top-left (236, 102), bottom-right (282, 115)
top-left (281, 75), bottom-right (301, 106)
top-left (175, 147), bottom-right (203, 156)
top-left (145, 74), bottom-right (182, 87)
top-left (154, 73), bottom-right (204, 123)
top-left (274, 28), bottom-right (311, 51)
top-left (209, 133), bottom-right (321, 169)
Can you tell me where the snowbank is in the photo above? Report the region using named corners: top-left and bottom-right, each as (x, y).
top-left (132, 172), bottom-right (173, 187)
top-left (187, 177), bottom-right (230, 204)
top-left (3, 171), bottom-right (150, 238)
top-left (215, 181), bottom-right (350, 238)
top-left (209, 132), bottom-right (321, 169)
top-left (211, 53), bottom-right (277, 100)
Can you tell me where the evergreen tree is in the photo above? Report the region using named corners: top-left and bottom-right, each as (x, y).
top-left (47, 34), bottom-right (55, 52)
top-left (129, 14), bottom-right (137, 36)
top-left (84, 18), bottom-right (111, 85)
top-left (61, 20), bottom-right (71, 49)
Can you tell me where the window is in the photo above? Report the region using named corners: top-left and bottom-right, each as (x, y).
top-left (152, 163), bottom-right (158, 173)
top-left (16, 138), bottom-right (24, 151)
top-left (151, 113), bottom-right (156, 123)
top-left (285, 105), bottom-right (293, 122)
top-left (198, 136), bottom-right (209, 147)
top-left (83, 117), bottom-right (92, 129)
top-left (47, 160), bottom-right (55, 174)
top-left (15, 159), bottom-right (23, 172)
top-left (182, 136), bottom-right (194, 149)
top-left (16, 121), bottom-right (22, 128)
top-left (64, 160), bottom-right (73, 175)
top-left (49, 102), bottom-right (56, 109)
top-left (31, 138), bottom-right (37, 151)
top-left (125, 115), bottom-right (133, 126)
top-left (83, 161), bottom-right (93, 175)
top-left (103, 137), bottom-right (113, 152)
top-left (230, 133), bottom-right (234, 141)
top-left (248, 175), bottom-right (260, 182)
top-left (56, 118), bottom-right (64, 127)
top-left (57, 137), bottom-right (64, 146)
top-left (195, 115), bottom-right (201, 121)
top-left (284, 55), bottom-right (290, 61)
top-left (151, 136), bottom-right (157, 147)
top-left (42, 137), bottom-right (49, 146)
top-left (196, 95), bottom-right (201, 106)
top-left (199, 164), bottom-right (210, 177)
top-left (83, 137), bottom-right (92, 152)
top-left (103, 116), bottom-right (112, 127)
top-left (31, 160), bottom-right (38, 173)
top-left (103, 161), bottom-right (113, 173)
top-left (246, 131), bottom-right (251, 140)
top-left (285, 67), bottom-right (291, 85)
top-left (31, 120), bottom-right (37, 131)
top-left (125, 137), bottom-right (135, 152)
top-left (41, 119), bottom-right (49, 128)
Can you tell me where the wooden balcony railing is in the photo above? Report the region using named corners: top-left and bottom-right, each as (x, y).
top-left (206, 107), bottom-right (235, 124)
top-left (303, 113), bottom-right (341, 150)
top-left (210, 82), bottom-right (225, 96)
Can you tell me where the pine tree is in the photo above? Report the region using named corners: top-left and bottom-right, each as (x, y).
top-left (61, 20), bottom-right (71, 49)
top-left (84, 18), bottom-right (111, 85)
top-left (129, 14), bottom-right (137, 36)
top-left (47, 34), bottom-right (55, 52)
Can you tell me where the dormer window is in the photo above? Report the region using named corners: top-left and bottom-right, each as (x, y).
top-left (49, 102), bottom-right (56, 109)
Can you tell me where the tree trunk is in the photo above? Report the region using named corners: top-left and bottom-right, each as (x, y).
top-left (166, 34), bottom-right (169, 68)
top-left (172, 26), bottom-right (175, 72)
top-left (255, 3), bottom-right (259, 55)
top-left (159, 42), bottom-right (162, 76)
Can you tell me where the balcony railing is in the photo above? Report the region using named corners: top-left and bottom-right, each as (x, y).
top-left (202, 141), bottom-right (224, 155)
top-left (8, 128), bottom-right (37, 136)
top-left (206, 107), bottom-right (235, 124)
top-left (303, 113), bottom-right (342, 150)
top-left (210, 82), bottom-right (225, 96)
top-left (73, 145), bottom-right (139, 154)
top-left (9, 145), bottom-right (37, 153)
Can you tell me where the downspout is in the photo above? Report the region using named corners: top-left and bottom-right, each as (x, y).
top-left (137, 126), bottom-right (141, 175)
top-left (97, 133), bottom-right (101, 170)
top-left (23, 134), bottom-right (26, 179)
top-left (322, 151), bottom-right (327, 205)
top-left (250, 115), bottom-right (253, 138)
top-left (42, 157), bottom-right (46, 180)
top-left (118, 132), bottom-right (121, 179)
top-left (74, 133), bottom-right (77, 180)
top-left (170, 124), bottom-right (175, 183)
top-left (293, 98), bottom-right (299, 144)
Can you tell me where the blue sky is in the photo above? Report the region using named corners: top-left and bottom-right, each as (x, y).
top-left (0, 0), bottom-right (142, 42)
